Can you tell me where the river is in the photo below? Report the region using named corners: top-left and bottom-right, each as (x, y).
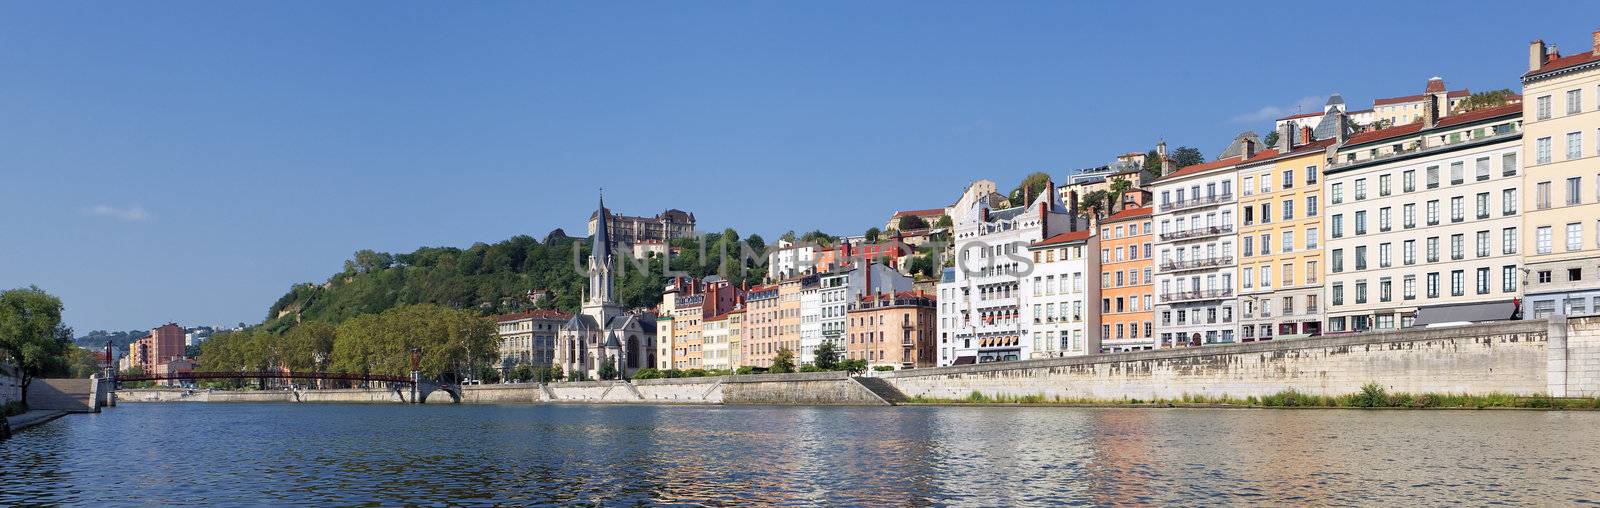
top-left (2, 403), bottom-right (1597, 505)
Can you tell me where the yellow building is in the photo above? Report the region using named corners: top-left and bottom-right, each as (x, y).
top-left (1236, 132), bottom-right (1336, 340)
top-left (1522, 33), bottom-right (1600, 317)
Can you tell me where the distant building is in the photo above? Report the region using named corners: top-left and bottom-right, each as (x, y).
top-left (131, 323), bottom-right (185, 374)
top-left (656, 276), bottom-right (740, 370)
top-left (1152, 135), bottom-right (1254, 348)
top-left (806, 263), bottom-right (914, 364)
top-left (1372, 77), bottom-right (1471, 127)
top-left (883, 208), bottom-right (945, 232)
top-left (557, 195), bottom-right (658, 380)
top-left (847, 291), bottom-right (938, 370)
top-left (586, 206), bottom-right (695, 252)
top-left (495, 309), bottom-right (571, 377)
top-left (767, 239), bottom-right (820, 280)
top-left (1024, 229), bottom-right (1100, 358)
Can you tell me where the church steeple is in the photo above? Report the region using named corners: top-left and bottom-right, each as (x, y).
top-left (589, 190), bottom-right (615, 305)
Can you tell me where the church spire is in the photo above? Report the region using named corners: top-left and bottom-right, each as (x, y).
top-left (589, 190), bottom-right (615, 305)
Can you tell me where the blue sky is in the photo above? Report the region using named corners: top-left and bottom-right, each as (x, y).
top-left (2, 2), bottom-right (1593, 332)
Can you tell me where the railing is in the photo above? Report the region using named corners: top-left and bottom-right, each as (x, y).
top-left (1159, 193), bottom-right (1234, 213)
top-left (1160, 256), bottom-right (1235, 273)
top-left (1161, 288), bottom-right (1234, 303)
top-left (1158, 225), bottom-right (1235, 242)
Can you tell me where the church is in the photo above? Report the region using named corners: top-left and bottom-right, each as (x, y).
top-left (556, 194), bottom-right (657, 380)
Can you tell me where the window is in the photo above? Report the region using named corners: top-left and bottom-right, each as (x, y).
top-left (1355, 210), bottom-right (1367, 235)
top-left (1537, 181), bottom-right (1552, 209)
top-left (1332, 283), bottom-right (1344, 306)
top-left (1537, 137), bottom-right (1552, 164)
top-left (1571, 132), bottom-right (1586, 161)
top-left (1451, 270), bottom-right (1464, 297)
top-left (1477, 267), bottom-right (1490, 295)
top-left (1404, 275), bottom-right (1417, 300)
top-left (1306, 228), bottom-right (1318, 249)
top-left (1379, 174), bottom-right (1392, 196)
top-left (1306, 165), bottom-right (1317, 184)
top-left (1331, 249), bottom-right (1343, 273)
top-left (1243, 236), bottom-right (1253, 256)
top-left (1403, 240), bottom-right (1416, 265)
top-left (1502, 228), bottom-right (1517, 255)
top-left (1427, 200), bottom-right (1440, 225)
top-left (1282, 170), bottom-right (1294, 189)
top-left (1306, 260), bottom-right (1318, 283)
top-left (1503, 189), bottom-right (1517, 215)
top-left (1380, 278), bottom-right (1392, 302)
top-left (1568, 223), bottom-right (1583, 251)
top-left (1242, 267), bottom-right (1253, 288)
top-left (1379, 243), bottom-right (1392, 267)
top-left (1331, 183), bottom-right (1343, 204)
top-left (1426, 165), bottom-right (1440, 188)
top-left (1476, 192), bottom-right (1489, 219)
top-left (1261, 265), bottom-right (1272, 287)
top-left (1450, 196), bottom-right (1463, 222)
top-left (1356, 281), bottom-right (1368, 304)
top-left (1242, 177), bottom-right (1253, 196)
top-left (1282, 230), bottom-right (1294, 253)
top-left (1502, 153), bottom-right (1517, 176)
top-left (1261, 203), bottom-right (1272, 224)
top-left (1355, 246), bottom-right (1367, 270)
top-left (1261, 233), bottom-right (1271, 253)
top-left (1537, 95), bottom-right (1551, 120)
top-left (1306, 195), bottom-right (1318, 217)
top-left (1355, 178), bottom-right (1367, 200)
top-left (1259, 175), bottom-right (1271, 193)
top-left (1450, 162), bottom-right (1464, 185)
top-left (1502, 266), bottom-right (1517, 293)
top-left (1403, 203), bottom-right (1416, 228)
top-left (1283, 199), bottom-right (1294, 221)
top-left (1569, 89), bottom-right (1583, 115)
top-left (1476, 230), bottom-right (1489, 257)
top-left (1450, 234), bottom-right (1464, 260)
top-left (1475, 157), bottom-right (1490, 181)
top-left (1331, 214), bottom-right (1343, 238)
top-left (1427, 273), bottom-right (1440, 298)
top-left (1403, 170), bottom-right (1416, 192)
top-left (1537, 226), bottom-right (1553, 254)
top-left (1568, 177), bottom-right (1583, 206)
top-left (1427, 237), bottom-right (1439, 262)
top-left (1379, 207), bottom-right (1392, 232)
top-left (1539, 270), bottom-right (1553, 284)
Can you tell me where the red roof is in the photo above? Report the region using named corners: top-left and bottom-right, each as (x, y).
top-left (495, 309), bottom-right (573, 322)
top-left (1373, 89), bottom-right (1469, 106)
top-left (1343, 103), bottom-right (1520, 147)
top-left (1158, 155), bottom-right (1246, 182)
top-left (1032, 230), bottom-right (1093, 247)
top-left (1526, 50), bottom-right (1600, 78)
top-left (1103, 206), bottom-right (1152, 223)
top-left (892, 208), bottom-right (944, 218)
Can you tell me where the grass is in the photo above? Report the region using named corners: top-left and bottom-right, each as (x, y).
top-left (901, 383), bottom-right (1600, 410)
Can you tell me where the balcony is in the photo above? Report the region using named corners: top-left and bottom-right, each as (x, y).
top-left (1159, 192), bottom-right (1234, 213)
top-left (1160, 256), bottom-right (1235, 273)
top-left (1161, 288), bottom-right (1234, 303)
top-left (1158, 224), bottom-right (1235, 242)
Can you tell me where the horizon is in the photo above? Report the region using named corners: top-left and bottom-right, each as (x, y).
top-left (4, 2), bottom-right (1597, 332)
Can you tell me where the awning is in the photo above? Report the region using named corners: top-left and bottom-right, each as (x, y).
top-left (1412, 299), bottom-right (1520, 326)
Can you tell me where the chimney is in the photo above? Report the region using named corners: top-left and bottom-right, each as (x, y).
top-left (1423, 94), bottom-right (1439, 129)
top-left (1240, 138), bottom-right (1256, 159)
top-left (1276, 121), bottom-right (1294, 151)
top-left (1157, 141), bottom-right (1172, 174)
top-left (1593, 28), bottom-right (1600, 56)
top-left (1529, 39), bottom-right (1547, 72)
top-left (1300, 125), bottom-right (1314, 145)
top-left (1336, 113), bottom-right (1350, 143)
top-left (1068, 190), bottom-right (1079, 231)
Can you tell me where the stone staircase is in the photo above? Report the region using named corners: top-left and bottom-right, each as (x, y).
top-left (27, 379), bottom-right (96, 412)
top-left (852, 376), bottom-right (908, 405)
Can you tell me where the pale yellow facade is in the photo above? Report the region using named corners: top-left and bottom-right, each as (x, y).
top-left (1237, 143), bottom-right (1330, 340)
top-left (1521, 36), bottom-right (1600, 317)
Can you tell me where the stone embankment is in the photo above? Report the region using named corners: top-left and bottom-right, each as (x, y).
top-left (117, 317), bottom-right (1600, 407)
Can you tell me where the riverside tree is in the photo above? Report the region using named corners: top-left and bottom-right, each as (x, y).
top-left (0, 286), bottom-right (75, 406)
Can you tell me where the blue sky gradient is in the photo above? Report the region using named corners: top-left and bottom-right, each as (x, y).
top-left (2, 2), bottom-right (1594, 331)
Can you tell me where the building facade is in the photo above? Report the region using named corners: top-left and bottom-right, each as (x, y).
top-left (1521, 34), bottom-right (1600, 318)
top-left (495, 309), bottom-right (570, 376)
top-left (846, 291), bottom-right (938, 369)
top-left (558, 196), bottom-right (657, 380)
top-left (742, 284), bottom-right (783, 368)
top-left (1024, 230), bottom-right (1100, 357)
top-left (938, 179), bottom-right (1077, 365)
top-left (1097, 207), bottom-right (1156, 351)
top-left (1325, 103), bottom-right (1524, 331)
top-left (586, 206), bottom-right (695, 251)
top-left (132, 323), bottom-right (185, 374)
top-left (1236, 132), bottom-right (1336, 341)
top-left (1151, 145), bottom-right (1246, 348)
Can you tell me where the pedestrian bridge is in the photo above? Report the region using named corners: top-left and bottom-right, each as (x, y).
top-left (114, 371), bottom-right (462, 403)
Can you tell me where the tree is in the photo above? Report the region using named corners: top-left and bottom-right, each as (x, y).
top-left (0, 287), bottom-right (72, 405)
top-left (511, 363), bottom-right (533, 383)
top-left (1108, 179), bottom-right (1133, 213)
top-left (1172, 146), bottom-right (1205, 169)
top-left (1009, 172), bottom-right (1053, 205)
top-left (545, 365), bottom-right (564, 383)
top-left (771, 348), bottom-right (795, 374)
top-left (1262, 131), bottom-right (1280, 148)
top-left (1454, 89), bottom-right (1516, 113)
top-left (898, 215), bottom-right (930, 231)
top-left (1142, 149), bottom-right (1163, 176)
top-left (780, 230), bottom-right (797, 243)
top-left (935, 214), bottom-right (953, 228)
top-left (813, 341), bottom-right (841, 370)
top-left (864, 227), bottom-right (881, 243)
top-left (1079, 190), bottom-right (1111, 218)
top-left (840, 358), bottom-right (868, 375)
top-left (597, 355), bottom-right (618, 380)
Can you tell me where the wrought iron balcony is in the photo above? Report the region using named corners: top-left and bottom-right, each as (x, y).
top-left (1158, 224), bottom-right (1235, 242)
top-left (1161, 288), bottom-right (1234, 303)
top-left (1159, 192), bottom-right (1234, 213)
top-left (1159, 256), bottom-right (1235, 273)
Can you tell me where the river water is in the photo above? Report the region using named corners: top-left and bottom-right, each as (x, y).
top-left (2, 403), bottom-right (1598, 506)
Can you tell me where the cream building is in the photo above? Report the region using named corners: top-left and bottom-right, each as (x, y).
top-left (702, 312), bottom-right (732, 371)
top-left (1151, 135), bottom-right (1255, 348)
top-left (1522, 34), bottom-right (1600, 318)
top-left (494, 310), bottom-right (570, 377)
top-left (1236, 123), bottom-right (1337, 341)
top-left (1023, 230), bottom-right (1100, 358)
top-left (1324, 101), bottom-right (1524, 332)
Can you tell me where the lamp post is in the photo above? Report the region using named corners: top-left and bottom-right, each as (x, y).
top-left (408, 347), bottom-right (422, 404)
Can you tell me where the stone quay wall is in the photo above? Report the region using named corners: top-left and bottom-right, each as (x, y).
top-left (880, 319), bottom-right (1556, 401)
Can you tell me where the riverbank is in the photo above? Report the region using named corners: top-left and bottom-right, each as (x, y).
top-left (903, 384), bottom-right (1600, 410)
top-left (5, 410), bottom-right (69, 433)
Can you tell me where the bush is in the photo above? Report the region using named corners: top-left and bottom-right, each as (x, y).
top-left (663, 369), bottom-right (683, 379)
top-left (2, 401), bottom-right (26, 417)
top-left (632, 368), bottom-right (662, 380)
top-left (1350, 383), bottom-right (1389, 408)
top-left (735, 366), bottom-right (755, 375)
top-left (872, 365), bottom-right (895, 372)
top-left (798, 364), bottom-right (821, 373)
top-left (682, 369), bottom-right (707, 378)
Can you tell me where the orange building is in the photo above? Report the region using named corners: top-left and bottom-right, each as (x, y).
top-left (1098, 207), bottom-right (1156, 352)
top-left (846, 290), bottom-right (938, 369)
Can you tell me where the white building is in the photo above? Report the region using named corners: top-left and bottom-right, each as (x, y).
top-left (767, 239), bottom-right (818, 280)
top-left (811, 263), bottom-right (914, 364)
top-left (1151, 136), bottom-right (1252, 347)
top-left (938, 179), bottom-right (1079, 365)
top-left (1023, 230), bottom-right (1100, 358)
top-left (798, 283), bottom-right (823, 363)
top-left (1324, 103), bottom-right (1524, 331)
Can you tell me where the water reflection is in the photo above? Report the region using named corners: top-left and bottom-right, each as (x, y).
top-left (2, 403), bottom-right (1598, 505)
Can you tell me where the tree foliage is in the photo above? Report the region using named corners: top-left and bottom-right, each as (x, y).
top-left (1172, 146), bottom-right (1205, 169)
top-left (771, 347), bottom-right (796, 374)
top-left (201, 304), bottom-right (495, 383)
top-left (1262, 131), bottom-right (1280, 149)
top-left (1142, 149), bottom-right (1163, 176)
top-left (0, 287), bottom-right (77, 404)
top-left (898, 215), bottom-right (930, 231)
top-left (812, 341), bottom-right (841, 370)
top-left (1009, 171), bottom-right (1053, 205)
top-left (1454, 89), bottom-right (1516, 113)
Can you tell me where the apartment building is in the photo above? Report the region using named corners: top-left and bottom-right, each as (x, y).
top-left (847, 291), bottom-right (938, 369)
top-left (494, 309), bottom-right (571, 376)
top-left (812, 264), bottom-right (914, 366)
top-left (743, 284), bottom-right (782, 367)
top-left (655, 276), bottom-right (739, 369)
top-left (937, 180), bottom-right (1077, 365)
top-left (799, 282), bottom-right (823, 364)
top-left (1024, 229), bottom-right (1099, 357)
top-left (702, 312), bottom-right (733, 370)
top-left (1236, 125), bottom-right (1336, 341)
top-left (1522, 34), bottom-right (1600, 318)
top-left (1098, 207), bottom-right (1156, 351)
top-left (1325, 101), bottom-right (1524, 331)
top-left (1151, 137), bottom-right (1250, 347)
